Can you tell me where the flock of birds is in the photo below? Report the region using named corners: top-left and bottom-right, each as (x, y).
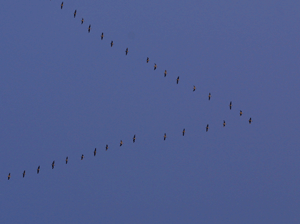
top-left (6, 1), bottom-right (253, 181)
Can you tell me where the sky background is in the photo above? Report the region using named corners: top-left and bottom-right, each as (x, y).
top-left (0, 0), bottom-right (299, 223)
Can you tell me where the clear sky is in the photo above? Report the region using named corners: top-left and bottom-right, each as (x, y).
top-left (0, 0), bottom-right (299, 223)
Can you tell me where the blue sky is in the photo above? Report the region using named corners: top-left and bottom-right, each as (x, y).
top-left (0, 0), bottom-right (300, 223)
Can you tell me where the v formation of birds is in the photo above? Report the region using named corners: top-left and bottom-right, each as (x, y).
top-left (6, 1), bottom-right (253, 180)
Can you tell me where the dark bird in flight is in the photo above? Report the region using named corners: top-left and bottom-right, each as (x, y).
top-left (52, 161), bottom-right (55, 169)
top-left (81, 18), bottom-right (84, 24)
top-left (94, 148), bottom-right (97, 156)
top-left (147, 57), bottom-right (149, 63)
top-left (133, 135), bottom-right (136, 143)
top-left (206, 124), bottom-right (209, 132)
top-left (125, 48), bottom-right (128, 55)
top-left (37, 166), bottom-right (40, 174)
top-left (66, 157), bottom-right (68, 164)
top-left (111, 41), bottom-right (114, 47)
top-left (164, 133), bottom-right (167, 140)
top-left (229, 101), bottom-right (232, 110)
top-left (88, 25), bottom-right (91, 33)
top-left (177, 76), bottom-right (179, 84)
top-left (223, 120), bottom-right (226, 127)
top-left (154, 63), bottom-right (157, 70)
top-left (81, 154), bottom-right (84, 160)
top-left (182, 128), bottom-right (185, 136)
top-left (240, 110), bottom-right (243, 116)
top-left (8, 173), bottom-right (10, 180)
top-left (120, 140), bottom-right (123, 146)
top-left (193, 86), bottom-right (196, 91)
top-left (74, 10), bottom-right (77, 18)
top-left (208, 93), bottom-right (211, 100)
top-left (106, 144), bottom-right (108, 151)
top-left (101, 33), bottom-right (104, 40)
top-left (61, 2), bottom-right (63, 9)
top-left (23, 170), bottom-right (26, 178)
top-left (249, 117), bottom-right (252, 124)
top-left (164, 70), bottom-right (167, 77)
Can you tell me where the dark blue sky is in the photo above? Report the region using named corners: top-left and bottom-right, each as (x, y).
top-left (0, 0), bottom-right (299, 223)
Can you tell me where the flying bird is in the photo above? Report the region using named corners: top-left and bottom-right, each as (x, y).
top-left (61, 2), bottom-right (63, 9)
top-left (164, 70), bottom-right (167, 77)
top-left (147, 57), bottom-right (149, 63)
top-left (177, 76), bottom-right (179, 84)
top-left (164, 133), bottom-right (167, 140)
top-left (111, 41), bottom-right (113, 47)
top-left (240, 110), bottom-right (243, 116)
top-left (94, 148), bottom-right (97, 156)
top-left (52, 161), bottom-right (55, 169)
top-left (8, 173), bottom-right (10, 180)
top-left (249, 117), bottom-right (252, 124)
top-left (193, 86), bottom-right (196, 91)
top-left (206, 124), bottom-right (209, 132)
top-left (133, 135), bottom-right (136, 143)
top-left (81, 18), bottom-right (84, 24)
top-left (223, 120), bottom-right (226, 127)
top-left (182, 128), bottom-right (185, 136)
top-left (125, 48), bottom-right (128, 55)
top-left (208, 93), bottom-right (211, 100)
top-left (88, 25), bottom-right (91, 33)
top-left (101, 33), bottom-right (104, 40)
top-left (154, 63), bottom-right (157, 70)
top-left (106, 144), bottom-right (108, 151)
top-left (81, 154), bottom-right (84, 160)
top-left (66, 157), bottom-right (68, 164)
top-left (37, 166), bottom-right (40, 174)
top-left (120, 140), bottom-right (123, 146)
top-left (74, 10), bottom-right (77, 18)
top-left (229, 101), bottom-right (232, 110)
top-left (23, 170), bottom-right (26, 178)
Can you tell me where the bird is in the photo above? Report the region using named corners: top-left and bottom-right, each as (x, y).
top-left (125, 48), bottom-right (128, 55)
top-left (106, 144), bottom-right (108, 151)
top-left (164, 70), bottom-right (167, 77)
top-left (206, 124), bottom-right (209, 132)
top-left (37, 166), bottom-right (40, 174)
top-left (133, 135), bottom-right (136, 143)
top-left (81, 154), bottom-right (84, 160)
top-left (88, 25), bottom-right (91, 33)
top-left (52, 161), bottom-right (55, 169)
top-left (177, 76), bottom-right (180, 84)
top-left (229, 101), bottom-right (232, 110)
top-left (74, 10), bottom-right (77, 18)
top-left (249, 117), bottom-right (252, 124)
top-left (81, 18), bottom-right (84, 24)
top-left (208, 93), bottom-right (211, 100)
top-left (154, 63), bottom-right (157, 70)
top-left (66, 157), bottom-right (68, 164)
top-left (61, 2), bottom-right (63, 9)
top-left (111, 41), bottom-right (113, 47)
top-left (23, 170), bottom-right (26, 178)
top-left (120, 140), bottom-right (123, 146)
top-left (101, 33), bottom-right (104, 40)
top-left (8, 173), bottom-right (10, 180)
top-left (193, 86), bottom-right (196, 91)
top-left (223, 120), bottom-right (226, 127)
top-left (147, 57), bottom-right (149, 63)
top-left (240, 110), bottom-right (243, 116)
top-left (164, 133), bottom-right (167, 140)
top-left (94, 148), bottom-right (97, 156)
top-left (182, 128), bottom-right (185, 136)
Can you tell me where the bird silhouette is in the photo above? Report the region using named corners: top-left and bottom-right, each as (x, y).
top-left (147, 57), bottom-right (149, 63)
top-left (88, 25), bottom-right (91, 33)
top-left (37, 166), bottom-right (40, 174)
top-left (154, 63), bottom-right (157, 70)
top-left (94, 148), bottom-right (97, 156)
top-left (81, 154), bottom-right (84, 160)
top-left (66, 157), bottom-right (68, 164)
top-left (61, 2), bottom-right (63, 9)
top-left (23, 170), bottom-right (26, 178)
top-left (223, 120), bottom-right (226, 127)
top-left (81, 18), bottom-right (84, 24)
top-left (208, 93), bottom-right (211, 100)
top-left (101, 33), bottom-right (104, 40)
top-left (164, 70), bottom-right (167, 77)
top-left (182, 128), bottom-right (185, 136)
top-left (106, 144), bottom-right (108, 151)
top-left (125, 48), bottom-right (128, 55)
top-left (74, 10), bottom-right (77, 18)
top-left (177, 76), bottom-right (179, 84)
top-left (229, 101), bottom-right (232, 110)
top-left (206, 124), bottom-right (209, 132)
top-left (8, 173), bottom-right (10, 180)
top-left (249, 117), bottom-right (252, 124)
top-left (120, 140), bottom-right (123, 146)
top-left (52, 161), bottom-right (55, 169)
top-left (111, 41), bottom-right (113, 47)
top-left (240, 110), bottom-right (243, 116)
top-left (193, 86), bottom-right (196, 91)
top-left (133, 135), bottom-right (136, 143)
top-left (164, 133), bottom-right (167, 140)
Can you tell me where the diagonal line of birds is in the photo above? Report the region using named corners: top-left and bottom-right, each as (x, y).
top-left (5, 1), bottom-right (253, 181)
